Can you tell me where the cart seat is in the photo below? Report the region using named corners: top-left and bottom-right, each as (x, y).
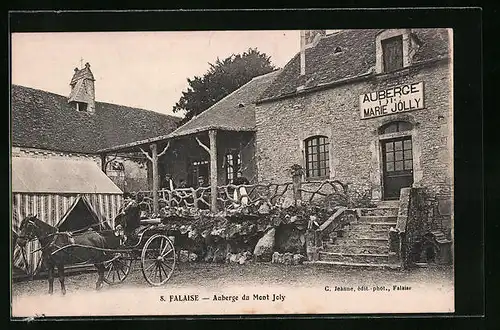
top-left (140, 218), bottom-right (162, 225)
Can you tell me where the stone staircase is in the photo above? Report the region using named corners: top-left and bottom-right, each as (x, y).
top-left (313, 200), bottom-right (401, 269)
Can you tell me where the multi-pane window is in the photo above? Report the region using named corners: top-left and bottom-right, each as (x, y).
top-left (305, 136), bottom-right (329, 178)
top-left (225, 151), bottom-right (242, 184)
top-left (382, 35), bottom-right (404, 72)
top-left (190, 160), bottom-right (209, 187)
top-left (384, 138), bottom-right (413, 172)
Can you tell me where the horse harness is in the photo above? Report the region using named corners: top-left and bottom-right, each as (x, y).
top-left (19, 219), bottom-right (109, 255)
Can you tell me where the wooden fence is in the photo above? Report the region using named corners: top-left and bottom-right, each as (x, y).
top-left (130, 176), bottom-right (349, 216)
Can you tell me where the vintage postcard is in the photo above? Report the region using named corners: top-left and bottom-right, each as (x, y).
top-left (10, 27), bottom-right (455, 317)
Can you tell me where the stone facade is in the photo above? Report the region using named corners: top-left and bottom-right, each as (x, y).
top-left (255, 60), bottom-right (452, 228)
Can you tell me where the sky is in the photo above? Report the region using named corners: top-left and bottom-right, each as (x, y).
top-left (11, 31), bottom-right (302, 117)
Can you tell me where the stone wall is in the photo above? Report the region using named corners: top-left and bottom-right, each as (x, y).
top-left (12, 146), bottom-right (101, 164)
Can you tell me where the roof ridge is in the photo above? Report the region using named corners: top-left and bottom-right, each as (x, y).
top-left (250, 69), bottom-right (281, 81)
top-left (12, 84), bottom-right (181, 120)
top-left (96, 100), bottom-right (182, 120)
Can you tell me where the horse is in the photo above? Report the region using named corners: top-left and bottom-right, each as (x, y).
top-left (16, 215), bottom-right (124, 295)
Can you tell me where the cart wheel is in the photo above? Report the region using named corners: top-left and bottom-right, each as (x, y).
top-left (103, 252), bottom-right (132, 285)
top-left (141, 234), bottom-right (176, 286)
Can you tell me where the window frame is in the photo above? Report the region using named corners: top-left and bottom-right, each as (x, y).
top-left (304, 135), bottom-right (330, 179)
top-left (381, 35), bottom-right (404, 72)
top-left (225, 149), bottom-right (242, 184)
top-left (379, 121), bottom-right (413, 135)
top-left (375, 29), bottom-right (412, 74)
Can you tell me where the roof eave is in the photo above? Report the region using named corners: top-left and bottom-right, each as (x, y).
top-left (256, 56), bottom-right (450, 105)
top-left (97, 126), bottom-right (256, 153)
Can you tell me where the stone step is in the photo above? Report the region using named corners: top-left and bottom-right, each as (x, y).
top-left (375, 200), bottom-right (400, 208)
top-left (319, 251), bottom-right (391, 264)
top-left (359, 215), bottom-right (398, 223)
top-left (304, 260), bottom-right (400, 270)
top-left (357, 207), bottom-right (399, 217)
top-left (348, 222), bottom-right (397, 231)
top-left (333, 237), bottom-right (389, 248)
top-left (324, 243), bottom-right (389, 254)
top-left (345, 229), bottom-right (390, 240)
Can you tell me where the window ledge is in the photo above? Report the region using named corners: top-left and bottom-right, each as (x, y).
top-left (304, 176), bottom-right (330, 182)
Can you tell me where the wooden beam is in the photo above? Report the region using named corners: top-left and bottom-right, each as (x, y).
top-left (195, 136), bottom-right (210, 154)
top-left (150, 143), bottom-right (159, 214)
top-left (139, 147), bottom-right (153, 162)
top-left (157, 141), bottom-right (170, 158)
top-left (209, 130), bottom-right (218, 213)
top-left (100, 154), bottom-right (107, 173)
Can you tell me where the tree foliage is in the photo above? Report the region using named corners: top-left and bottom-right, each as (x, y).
top-left (173, 48), bottom-right (276, 124)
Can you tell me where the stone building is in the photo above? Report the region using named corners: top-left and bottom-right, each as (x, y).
top-left (11, 63), bottom-right (181, 192)
top-left (255, 28), bottom-right (453, 229)
top-left (98, 29), bottom-right (453, 233)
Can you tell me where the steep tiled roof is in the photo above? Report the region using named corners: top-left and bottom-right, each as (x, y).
top-left (167, 69), bottom-right (281, 138)
top-left (11, 85), bottom-right (181, 153)
top-left (259, 28), bottom-right (450, 101)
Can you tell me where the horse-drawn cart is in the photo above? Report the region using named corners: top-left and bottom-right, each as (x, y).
top-left (17, 214), bottom-right (176, 293)
top-left (51, 220), bottom-right (176, 287)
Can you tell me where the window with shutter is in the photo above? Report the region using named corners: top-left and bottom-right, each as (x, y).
top-left (382, 35), bottom-right (404, 72)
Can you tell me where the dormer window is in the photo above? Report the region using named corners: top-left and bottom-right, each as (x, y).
top-left (74, 102), bottom-right (88, 112)
top-left (334, 46), bottom-right (342, 54)
top-left (375, 29), bottom-right (415, 74)
top-left (381, 36), bottom-right (403, 72)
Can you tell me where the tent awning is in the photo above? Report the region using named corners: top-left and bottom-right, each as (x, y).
top-left (11, 157), bottom-right (123, 194)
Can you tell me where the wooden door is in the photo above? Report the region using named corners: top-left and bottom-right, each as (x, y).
top-left (382, 136), bottom-right (414, 200)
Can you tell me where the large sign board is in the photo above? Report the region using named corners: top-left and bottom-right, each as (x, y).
top-left (360, 82), bottom-right (425, 119)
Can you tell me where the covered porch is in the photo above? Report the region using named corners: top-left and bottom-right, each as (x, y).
top-left (97, 127), bottom-right (257, 213)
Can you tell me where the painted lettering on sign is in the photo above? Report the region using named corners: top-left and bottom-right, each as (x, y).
top-left (359, 82), bottom-right (425, 119)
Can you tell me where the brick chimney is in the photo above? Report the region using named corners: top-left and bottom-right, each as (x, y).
top-left (300, 30), bottom-right (326, 76)
top-left (68, 62), bottom-right (95, 113)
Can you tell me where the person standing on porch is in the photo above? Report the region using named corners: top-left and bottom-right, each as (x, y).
top-left (163, 173), bottom-right (176, 191)
top-left (232, 177), bottom-right (250, 208)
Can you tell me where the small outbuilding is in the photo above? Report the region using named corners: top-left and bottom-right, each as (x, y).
top-left (11, 157), bottom-right (123, 275)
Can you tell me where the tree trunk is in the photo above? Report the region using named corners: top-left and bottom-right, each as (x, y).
top-left (209, 130), bottom-right (218, 213)
top-left (151, 143), bottom-right (159, 214)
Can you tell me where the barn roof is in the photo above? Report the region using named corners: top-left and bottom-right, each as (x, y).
top-left (168, 69), bottom-right (281, 138)
top-left (11, 85), bottom-right (182, 154)
top-left (98, 69), bottom-right (281, 152)
top-left (11, 157), bottom-right (123, 194)
top-left (258, 28), bottom-right (451, 102)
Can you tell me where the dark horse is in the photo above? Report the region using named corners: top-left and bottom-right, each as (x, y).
top-left (17, 215), bottom-right (123, 295)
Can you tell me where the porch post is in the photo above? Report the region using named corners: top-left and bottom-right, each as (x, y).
top-left (151, 143), bottom-right (159, 214)
top-left (209, 129), bottom-right (218, 213)
top-left (100, 154), bottom-right (107, 173)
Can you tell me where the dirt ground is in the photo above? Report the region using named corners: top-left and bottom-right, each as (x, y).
top-left (11, 262), bottom-right (453, 294)
top-left (11, 262), bottom-right (454, 317)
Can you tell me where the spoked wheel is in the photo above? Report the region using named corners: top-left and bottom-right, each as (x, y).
top-left (141, 234), bottom-right (176, 286)
top-left (103, 252), bottom-right (132, 285)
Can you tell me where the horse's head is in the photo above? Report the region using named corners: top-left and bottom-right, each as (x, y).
top-left (17, 214), bottom-right (40, 247)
